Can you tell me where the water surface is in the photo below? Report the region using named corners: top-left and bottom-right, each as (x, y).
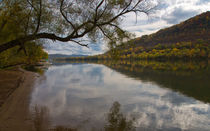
top-left (30, 63), bottom-right (210, 130)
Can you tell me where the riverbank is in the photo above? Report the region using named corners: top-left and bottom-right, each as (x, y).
top-left (0, 67), bottom-right (38, 131)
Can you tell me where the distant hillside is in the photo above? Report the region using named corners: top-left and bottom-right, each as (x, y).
top-left (49, 54), bottom-right (87, 59)
top-left (133, 11), bottom-right (210, 47)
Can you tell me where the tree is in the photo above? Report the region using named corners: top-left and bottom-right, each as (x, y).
top-left (0, 0), bottom-right (155, 53)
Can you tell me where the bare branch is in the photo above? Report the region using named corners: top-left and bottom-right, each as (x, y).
top-left (97, 0), bottom-right (108, 19)
top-left (24, 8), bottom-right (32, 35)
top-left (98, 26), bottom-right (112, 40)
top-left (34, 0), bottom-right (42, 34)
top-left (60, 0), bottom-right (76, 31)
top-left (109, 23), bottom-right (124, 33)
top-left (95, 0), bottom-right (105, 21)
top-left (69, 39), bottom-right (89, 48)
top-left (17, 43), bottom-right (28, 56)
top-left (26, 0), bottom-right (38, 12)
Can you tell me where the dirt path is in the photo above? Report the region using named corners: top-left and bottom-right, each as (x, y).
top-left (0, 69), bottom-right (37, 131)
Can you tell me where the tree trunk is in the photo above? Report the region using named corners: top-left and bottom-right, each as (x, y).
top-left (0, 33), bottom-right (67, 53)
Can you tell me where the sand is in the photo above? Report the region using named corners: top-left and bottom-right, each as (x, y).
top-left (0, 68), bottom-right (38, 131)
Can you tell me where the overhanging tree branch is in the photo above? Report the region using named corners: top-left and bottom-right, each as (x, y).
top-left (69, 39), bottom-right (89, 48)
top-left (0, 0), bottom-right (155, 54)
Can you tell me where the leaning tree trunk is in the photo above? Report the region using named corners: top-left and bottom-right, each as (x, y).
top-left (0, 33), bottom-right (69, 53)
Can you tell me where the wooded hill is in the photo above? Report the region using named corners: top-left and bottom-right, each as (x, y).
top-left (102, 11), bottom-right (210, 60)
top-left (133, 11), bottom-right (210, 47)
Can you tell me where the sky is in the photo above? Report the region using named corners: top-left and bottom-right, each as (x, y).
top-left (45, 0), bottom-right (210, 55)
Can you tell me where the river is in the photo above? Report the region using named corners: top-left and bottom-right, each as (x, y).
top-left (29, 61), bottom-right (210, 130)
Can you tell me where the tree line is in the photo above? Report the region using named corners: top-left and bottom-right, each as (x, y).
top-left (64, 40), bottom-right (210, 61)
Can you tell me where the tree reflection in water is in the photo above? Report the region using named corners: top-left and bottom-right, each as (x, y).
top-left (31, 101), bottom-right (135, 131)
top-left (32, 105), bottom-right (50, 131)
top-left (105, 101), bottom-right (136, 131)
top-left (31, 105), bottom-right (77, 131)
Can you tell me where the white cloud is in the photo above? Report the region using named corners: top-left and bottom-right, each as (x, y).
top-left (45, 41), bottom-right (106, 55)
top-left (123, 20), bottom-right (172, 37)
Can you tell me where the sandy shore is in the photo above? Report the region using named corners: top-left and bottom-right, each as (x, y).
top-left (0, 68), bottom-right (38, 131)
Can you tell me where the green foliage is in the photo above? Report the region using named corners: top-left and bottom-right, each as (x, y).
top-left (0, 1), bottom-right (48, 68)
top-left (0, 42), bottom-right (48, 68)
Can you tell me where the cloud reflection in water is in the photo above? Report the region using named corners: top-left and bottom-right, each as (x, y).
top-left (30, 64), bottom-right (210, 130)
